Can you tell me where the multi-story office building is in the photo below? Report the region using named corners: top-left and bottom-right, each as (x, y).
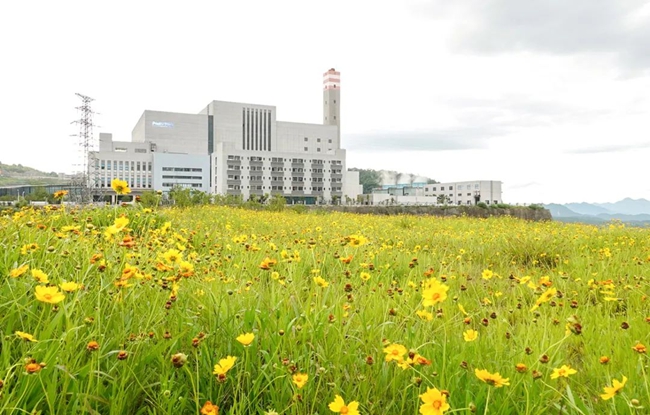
top-left (90, 69), bottom-right (362, 204)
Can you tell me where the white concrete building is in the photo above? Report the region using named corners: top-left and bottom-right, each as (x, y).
top-left (423, 181), bottom-right (503, 205)
top-left (366, 180), bottom-right (503, 206)
top-left (90, 69), bottom-right (362, 204)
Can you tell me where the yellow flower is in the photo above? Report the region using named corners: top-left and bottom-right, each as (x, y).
top-left (481, 269), bottom-right (493, 280)
top-left (236, 332), bottom-right (255, 346)
top-left (422, 279), bottom-right (449, 307)
top-left (313, 276), bottom-right (329, 287)
top-left (10, 264), bottom-right (29, 278)
top-left (213, 356), bottom-right (237, 375)
top-left (347, 234), bottom-right (367, 247)
top-left (383, 343), bottom-right (407, 362)
top-left (30, 269), bottom-right (49, 283)
top-left (259, 257), bottom-right (278, 270)
top-left (530, 287), bottom-right (558, 311)
top-left (475, 368), bottom-right (510, 387)
top-left (463, 329), bottom-right (478, 342)
top-left (292, 372), bottom-right (308, 389)
top-left (53, 190), bottom-right (68, 199)
top-left (34, 285), bottom-right (65, 304)
top-left (163, 248), bottom-right (182, 264)
top-left (416, 309), bottom-right (434, 321)
top-left (328, 395), bottom-right (359, 415)
top-left (179, 261), bottom-right (194, 277)
top-left (360, 272), bottom-right (371, 281)
top-left (15, 331), bottom-right (38, 342)
top-left (600, 376), bottom-right (627, 400)
top-left (114, 216), bottom-right (129, 231)
top-left (60, 281), bottom-right (82, 292)
top-left (550, 365), bottom-right (577, 379)
top-left (111, 179), bottom-right (131, 195)
top-left (20, 243), bottom-right (39, 255)
top-left (458, 304), bottom-right (468, 316)
top-left (200, 401), bottom-right (219, 415)
top-left (419, 387), bottom-right (450, 415)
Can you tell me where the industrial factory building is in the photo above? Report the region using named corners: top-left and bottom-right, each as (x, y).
top-left (89, 69), bottom-right (362, 204)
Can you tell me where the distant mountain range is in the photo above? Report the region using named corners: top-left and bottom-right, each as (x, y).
top-left (544, 198), bottom-right (650, 225)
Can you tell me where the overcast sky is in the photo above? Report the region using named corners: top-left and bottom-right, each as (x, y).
top-left (1, 0), bottom-right (649, 204)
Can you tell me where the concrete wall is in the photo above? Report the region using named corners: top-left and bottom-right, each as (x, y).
top-left (133, 110), bottom-right (208, 155)
top-left (152, 153), bottom-right (210, 192)
top-left (275, 121), bottom-right (339, 154)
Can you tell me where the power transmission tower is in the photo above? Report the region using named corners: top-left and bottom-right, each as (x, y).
top-left (71, 93), bottom-right (99, 203)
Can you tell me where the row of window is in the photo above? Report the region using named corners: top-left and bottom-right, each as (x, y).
top-left (98, 160), bottom-right (152, 172)
top-left (98, 177), bottom-right (152, 189)
top-left (227, 165), bottom-right (341, 172)
top-left (227, 185), bottom-right (342, 191)
top-left (223, 157), bottom-right (341, 164)
top-left (303, 137), bottom-right (333, 144)
top-left (161, 175), bottom-right (203, 180)
top-left (429, 184), bottom-right (481, 191)
top-left (162, 167), bottom-right (203, 172)
top-left (225, 175), bottom-right (342, 182)
top-left (304, 147), bottom-right (332, 153)
top-left (162, 183), bottom-right (202, 188)
top-left (114, 147), bottom-right (147, 154)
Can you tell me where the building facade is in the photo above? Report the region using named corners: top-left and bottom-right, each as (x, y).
top-left (90, 69), bottom-right (362, 203)
top-left (368, 180), bottom-right (503, 206)
top-left (423, 181), bottom-right (502, 205)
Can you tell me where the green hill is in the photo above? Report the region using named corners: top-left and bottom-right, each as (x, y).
top-left (0, 162), bottom-right (70, 186)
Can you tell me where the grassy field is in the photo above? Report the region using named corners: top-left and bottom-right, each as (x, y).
top-left (0, 205), bottom-right (648, 414)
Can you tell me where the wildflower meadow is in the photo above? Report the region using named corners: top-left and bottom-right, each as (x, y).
top-left (1, 200), bottom-right (649, 414)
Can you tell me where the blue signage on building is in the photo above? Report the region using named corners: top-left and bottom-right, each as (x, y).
top-left (152, 121), bottom-right (174, 128)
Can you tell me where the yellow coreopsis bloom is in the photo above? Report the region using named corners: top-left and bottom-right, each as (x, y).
top-left (60, 281), bottom-right (82, 292)
top-left (200, 401), bottom-right (219, 415)
top-left (114, 216), bottom-right (129, 231)
top-left (383, 343), bottom-right (407, 362)
top-left (313, 276), bottom-right (329, 287)
top-left (213, 356), bottom-right (237, 375)
top-left (463, 329), bottom-right (478, 342)
top-left (236, 333), bottom-right (255, 346)
top-left (422, 279), bottom-right (449, 307)
top-left (34, 285), bottom-right (65, 304)
top-left (600, 376), bottom-right (627, 400)
top-left (111, 179), bottom-right (131, 195)
top-left (20, 243), bottom-right (39, 255)
top-left (416, 309), bottom-right (434, 321)
top-left (530, 287), bottom-right (558, 311)
top-left (15, 331), bottom-right (38, 342)
top-left (163, 248), bottom-right (182, 264)
top-left (347, 234), bottom-right (367, 247)
top-left (419, 387), bottom-right (450, 415)
top-left (328, 395), bottom-right (359, 415)
top-left (481, 269), bottom-right (493, 280)
top-left (31, 269), bottom-right (49, 283)
top-left (10, 264), bottom-right (29, 278)
top-left (292, 372), bottom-right (308, 389)
top-left (475, 368), bottom-right (510, 387)
top-left (550, 365), bottom-right (577, 379)
top-left (53, 190), bottom-right (68, 199)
